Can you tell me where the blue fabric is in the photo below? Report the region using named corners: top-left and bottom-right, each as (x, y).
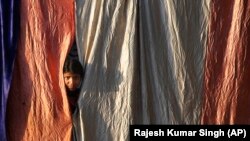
top-left (0, 0), bottom-right (19, 140)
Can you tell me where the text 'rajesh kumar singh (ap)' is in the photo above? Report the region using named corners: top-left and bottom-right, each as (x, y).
top-left (133, 128), bottom-right (225, 138)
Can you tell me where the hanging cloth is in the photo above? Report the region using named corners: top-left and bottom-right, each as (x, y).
top-left (201, 0), bottom-right (250, 124)
top-left (74, 0), bottom-right (209, 140)
top-left (6, 0), bottom-right (75, 140)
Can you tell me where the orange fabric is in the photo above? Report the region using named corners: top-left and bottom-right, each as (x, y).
top-left (201, 0), bottom-right (250, 124)
top-left (6, 0), bottom-right (75, 140)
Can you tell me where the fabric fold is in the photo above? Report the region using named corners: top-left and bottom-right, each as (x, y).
top-left (6, 0), bottom-right (75, 140)
top-left (74, 0), bottom-right (209, 140)
top-left (201, 0), bottom-right (250, 124)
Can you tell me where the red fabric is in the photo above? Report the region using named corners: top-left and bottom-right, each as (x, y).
top-left (6, 0), bottom-right (75, 140)
top-left (201, 0), bottom-right (250, 124)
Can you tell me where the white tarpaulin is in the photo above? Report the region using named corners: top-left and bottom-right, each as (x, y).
top-left (74, 0), bottom-right (210, 140)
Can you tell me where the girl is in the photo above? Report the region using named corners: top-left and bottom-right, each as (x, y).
top-left (63, 58), bottom-right (84, 114)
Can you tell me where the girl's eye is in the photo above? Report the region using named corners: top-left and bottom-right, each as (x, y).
top-left (64, 76), bottom-right (70, 80)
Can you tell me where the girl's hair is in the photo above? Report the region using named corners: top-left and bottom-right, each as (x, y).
top-left (63, 58), bottom-right (84, 77)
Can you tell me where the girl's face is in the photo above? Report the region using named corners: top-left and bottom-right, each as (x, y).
top-left (63, 72), bottom-right (81, 91)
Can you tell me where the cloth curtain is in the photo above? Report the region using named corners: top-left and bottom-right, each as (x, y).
top-left (74, 1), bottom-right (139, 140)
top-left (74, 0), bottom-right (209, 140)
top-left (6, 0), bottom-right (75, 140)
top-left (201, 0), bottom-right (250, 124)
top-left (0, 1), bottom-right (19, 140)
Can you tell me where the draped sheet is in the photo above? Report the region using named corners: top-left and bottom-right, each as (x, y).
top-left (0, 1), bottom-right (19, 140)
top-left (74, 1), bottom-right (138, 140)
top-left (74, 0), bottom-right (210, 140)
top-left (201, 0), bottom-right (250, 124)
top-left (138, 0), bottom-right (209, 124)
top-left (6, 0), bottom-right (75, 140)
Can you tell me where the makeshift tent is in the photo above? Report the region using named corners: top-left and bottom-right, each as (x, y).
top-left (2, 0), bottom-right (250, 141)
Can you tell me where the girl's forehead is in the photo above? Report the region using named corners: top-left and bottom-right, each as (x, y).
top-left (63, 72), bottom-right (80, 76)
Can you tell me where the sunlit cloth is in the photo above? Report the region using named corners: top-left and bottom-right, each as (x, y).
top-left (201, 0), bottom-right (250, 124)
top-left (74, 0), bottom-right (209, 141)
top-left (6, 0), bottom-right (75, 140)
